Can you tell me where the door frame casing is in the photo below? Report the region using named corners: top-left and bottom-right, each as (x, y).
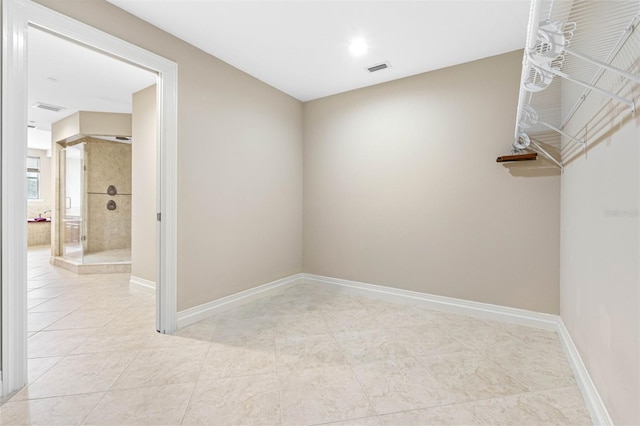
top-left (1, 0), bottom-right (178, 396)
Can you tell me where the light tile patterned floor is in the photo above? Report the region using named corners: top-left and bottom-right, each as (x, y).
top-left (0, 246), bottom-right (593, 425)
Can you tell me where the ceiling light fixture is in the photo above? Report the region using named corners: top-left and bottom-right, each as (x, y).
top-left (348, 38), bottom-right (369, 56)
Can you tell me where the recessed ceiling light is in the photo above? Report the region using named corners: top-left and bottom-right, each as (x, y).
top-left (47, 77), bottom-right (58, 83)
top-left (348, 38), bottom-right (369, 56)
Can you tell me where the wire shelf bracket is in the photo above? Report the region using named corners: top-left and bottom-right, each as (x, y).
top-left (508, 0), bottom-right (640, 170)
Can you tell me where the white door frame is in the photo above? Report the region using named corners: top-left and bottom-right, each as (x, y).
top-left (1, 0), bottom-right (178, 396)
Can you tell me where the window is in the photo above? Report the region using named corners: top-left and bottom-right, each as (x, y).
top-left (27, 156), bottom-right (40, 200)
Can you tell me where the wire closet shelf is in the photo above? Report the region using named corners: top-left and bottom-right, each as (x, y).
top-left (510, 0), bottom-right (640, 170)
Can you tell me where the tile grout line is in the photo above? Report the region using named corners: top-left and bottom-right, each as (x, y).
top-left (322, 306), bottom-right (381, 424)
top-left (443, 322), bottom-right (572, 396)
top-left (370, 383), bottom-right (587, 419)
top-left (92, 297), bottom-right (150, 406)
top-left (310, 414), bottom-right (382, 426)
top-left (323, 292), bottom-right (573, 423)
top-left (15, 333), bottom-right (100, 402)
top-left (273, 328), bottom-right (285, 426)
top-left (32, 309), bottom-right (77, 333)
top-left (179, 340), bottom-right (213, 425)
top-left (79, 391), bottom-right (108, 425)
top-left (4, 389), bottom-right (108, 403)
top-left (78, 348), bottom-right (143, 425)
top-left (24, 355), bottom-right (64, 387)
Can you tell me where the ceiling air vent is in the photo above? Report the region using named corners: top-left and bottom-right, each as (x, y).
top-left (366, 62), bottom-right (391, 73)
top-left (32, 102), bottom-right (65, 112)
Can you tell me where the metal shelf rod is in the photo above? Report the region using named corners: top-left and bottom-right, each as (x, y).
top-left (559, 14), bottom-right (640, 130)
top-left (530, 139), bottom-right (563, 170)
top-left (546, 66), bottom-right (636, 112)
top-left (539, 120), bottom-right (585, 146)
top-left (564, 47), bottom-right (640, 84)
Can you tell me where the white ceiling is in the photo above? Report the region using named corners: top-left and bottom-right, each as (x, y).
top-left (28, 27), bottom-right (157, 149)
top-left (28, 1), bottom-right (531, 150)
top-left (106, 0), bottom-right (530, 101)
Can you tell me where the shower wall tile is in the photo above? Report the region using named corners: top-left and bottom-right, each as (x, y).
top-left (86, 194), bottom-right (131, 253)
top-left (85, 138), bottom-right (132, 195)
top-left (83, 138), bottom-right (132, 254)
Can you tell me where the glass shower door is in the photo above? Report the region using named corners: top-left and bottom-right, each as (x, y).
top-left (62, 144), bottom-right (85, 262)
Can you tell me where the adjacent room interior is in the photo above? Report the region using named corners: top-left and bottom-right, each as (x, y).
top-left (1, 0), bottom-right (638, 425)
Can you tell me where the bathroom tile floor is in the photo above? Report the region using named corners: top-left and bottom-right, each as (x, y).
top-left (1, 246), bottom-right (593, 425)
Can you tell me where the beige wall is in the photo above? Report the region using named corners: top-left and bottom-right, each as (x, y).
top-left (131, 84), bottom-right (157, 283)
top-left (78, 111), bottom-right (132, 139)
top-left (52, 111), bottom-right (131, 143)
top-left (303, 50), bottom-right (561, 314)
top-left (560, 53), bottom-right (640, 422)
top-left (36, 0), bottom-right (304, 310)
top-left (560, 117), bottom-right (639, 425)
top-left (51, 112), bottom-right (80, 143)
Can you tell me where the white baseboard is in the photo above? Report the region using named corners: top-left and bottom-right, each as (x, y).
top-left (557, 320), bottom-right (612, 425)
top-left (129, 275), bottom-right (156, 295)
top-left (176, 273), bottom-right (304, 328)
top-left (302, 273), bottom-right (559, 330)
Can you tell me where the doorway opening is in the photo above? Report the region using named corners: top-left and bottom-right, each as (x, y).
top-left (2, 0), bottom-right (178, 397)
top-left (27, 26), bottom-right (157, 276)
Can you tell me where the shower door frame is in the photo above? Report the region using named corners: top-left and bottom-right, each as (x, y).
top-left (2, 0), bottom-right (179, 396)
top-left (60, 142), bottom-right (87, 263)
